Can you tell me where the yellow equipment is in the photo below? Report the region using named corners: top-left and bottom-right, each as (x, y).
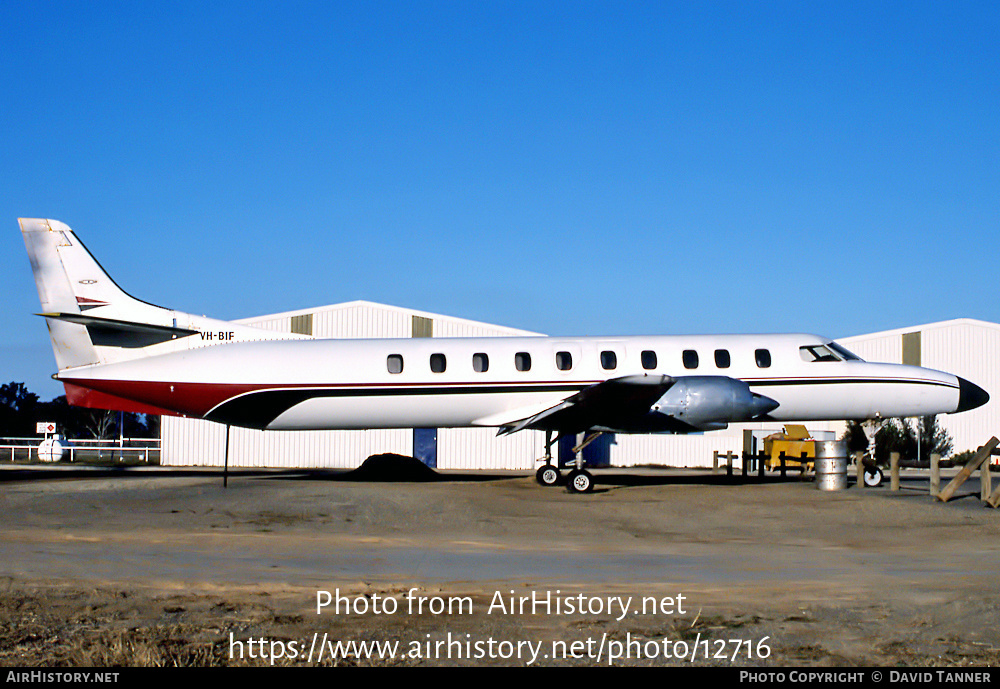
top-left (763, 425), bottom-right (816, 472)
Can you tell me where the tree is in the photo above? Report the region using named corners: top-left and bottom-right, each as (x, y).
top-left (842, 420), bottom-right (871, 454)
top-left (36, 396), bottom-right (92, 438)
top-left (874, 418), bottom-right (915, 464)
top-left (0, 382), bottom-right (41, 437)
top-left (841, 416), bottom-right (953, 465)
top-left (916, 414), bottom-right (953, 460)
top-left (82, 409), bottom-right (118, 440)
top-left (0, 382), bottom-right (160, 440)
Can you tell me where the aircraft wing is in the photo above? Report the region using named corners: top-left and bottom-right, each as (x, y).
top-left (497, 374), bottom-right (676, 436)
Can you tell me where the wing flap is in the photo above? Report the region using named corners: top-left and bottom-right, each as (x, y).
top-left (497, 375), bottom-right (675, 435)
top-left (472, 399), bottom-right (576, 429)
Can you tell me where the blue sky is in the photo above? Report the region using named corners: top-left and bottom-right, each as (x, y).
top-left (3, 1), bottom-right (998, 400)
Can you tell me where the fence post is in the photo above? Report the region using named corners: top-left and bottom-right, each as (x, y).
top-left (713, 450), bottom-right (719, 474)
top-left (930, 453), bottom-right (941, 497)
top-left (890, 452), bottom-right (900, 491)
top-left (938, 437), bottom-right (1000, 502)
top-left (982, 460), bottom-right (992, 502)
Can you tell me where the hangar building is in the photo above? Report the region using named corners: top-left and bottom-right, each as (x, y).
top-left (161, 305), bottom-right (998, 469)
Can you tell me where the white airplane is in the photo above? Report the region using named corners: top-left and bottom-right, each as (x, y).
top-left (21, 218), bottom-right (989, 492)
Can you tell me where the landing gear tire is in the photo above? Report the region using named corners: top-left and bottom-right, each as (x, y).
top-left (536, 465), bottom-right (562, 487)
top-left (566, 468), bottom-right (594, 494)
top-left (863, 466), bottom-right (884, 487)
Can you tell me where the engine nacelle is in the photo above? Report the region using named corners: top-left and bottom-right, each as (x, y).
top-left (652, 376), bottom-right (779, 431)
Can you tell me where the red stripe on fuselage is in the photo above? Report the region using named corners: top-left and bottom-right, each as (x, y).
top-left (63, 383), bottom-right (184, 416)
top-left (61, 379), bottom-right (272, 417)
top-left (57, 378), bottom-right (601, 419)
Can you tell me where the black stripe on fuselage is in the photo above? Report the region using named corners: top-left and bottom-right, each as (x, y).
top-left (203, 376), bottom-right (954, 430)
top-left (205, 383), bottom-right (591, 428)
top-left (745, 377), bottom-right (957, 389)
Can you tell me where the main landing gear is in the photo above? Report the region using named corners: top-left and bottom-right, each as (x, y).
top-left (535, 430), bottom-right (563, 486)
top-left (566, 467), bottom-right (594, 493)
top-left (535, 463), bottom-right (562, 487)
top-left (534, 430), bottom-right (601, 493)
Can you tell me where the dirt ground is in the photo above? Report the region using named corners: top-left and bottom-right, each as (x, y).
top-left (1, 463), bottom-right (999, 667)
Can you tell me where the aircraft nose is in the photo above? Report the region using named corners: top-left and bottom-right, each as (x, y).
top-left (957, 377), bottom-right (990, 412)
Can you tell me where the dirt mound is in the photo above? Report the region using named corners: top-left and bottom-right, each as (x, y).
top-left (345, 453), bottom-right (439, 482)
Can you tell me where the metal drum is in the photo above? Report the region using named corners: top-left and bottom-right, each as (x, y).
top-left (814, 440), bottom-right (848, 491)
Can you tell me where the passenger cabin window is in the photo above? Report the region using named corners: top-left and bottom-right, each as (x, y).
top-left (473, 352), bottom-right (489, 372)
top-left (601, 351), bottom-right (617, 370)
top-left (430, 353), bottom-right (447, 373)
top-left (387, 354), bottom-right (404, 374)
top-left (682, 350), bottom-right (699, 369)
top-left (556, 351), bottom-right (573, 371)
top-left (755, 349), bottom-right (771, 368)
top-left (515, 352), bottom-right (532, 372)
top-left (641, 350), bottom-right (657, 370)
top-left (714, 349), bottom-right (731, 368)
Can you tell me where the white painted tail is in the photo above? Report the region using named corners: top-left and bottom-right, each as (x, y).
top-left (20, 218), bottom-right (296, 372)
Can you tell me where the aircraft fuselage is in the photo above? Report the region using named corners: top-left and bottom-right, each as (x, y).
top-left (58, 332), bottom-right (973, 431)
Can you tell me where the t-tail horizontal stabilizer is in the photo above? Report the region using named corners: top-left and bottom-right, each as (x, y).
top-left (37, 312), bottom-right (200, 349)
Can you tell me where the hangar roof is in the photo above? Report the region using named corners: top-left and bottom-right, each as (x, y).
top-left (235, 299), bottom-right (545, 338)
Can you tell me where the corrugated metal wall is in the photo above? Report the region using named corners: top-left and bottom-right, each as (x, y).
top-left (841, 332), bottom-right (903, 364)
top-left (243, 302), bottom-right (412, 339)
top-left (612, 434), bottom-right (735, 468)
top-left (921, 321), bottom-right (1000, 453)
top-left (437, 428), bottom-right (543, 470)
top-left (435, 319), bottom-right (545, 338)
top-left (161, 421), bottom-right (412, 467)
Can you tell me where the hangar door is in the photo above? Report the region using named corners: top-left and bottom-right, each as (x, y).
top-left (414, 428), bottom-right (437, 468)
top-left (558, 433), bottom-right (613, 467)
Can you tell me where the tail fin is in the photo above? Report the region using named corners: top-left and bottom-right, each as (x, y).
top-left (20, 218), bottom-right (200, 370)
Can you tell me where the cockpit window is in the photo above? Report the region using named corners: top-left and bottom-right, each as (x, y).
top-left (800, 343), bottom-right (863, 362)
top-left (800, 345), bottom-right (839, 362)
top-left (828, 342), bottom-right (863, 361)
